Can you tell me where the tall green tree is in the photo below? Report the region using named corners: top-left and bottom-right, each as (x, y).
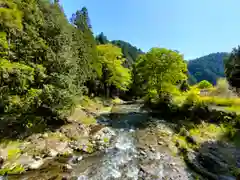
top-left (95, 32), bottom-right (109, 45)
top-left (225, 46), bottom-right (240, 89)
top-left (134, 48), bottom-right (187, 98)
top-left (0, 0), bottom-right (99, 127)
top-left (96, 44), bottom-right (132, 97)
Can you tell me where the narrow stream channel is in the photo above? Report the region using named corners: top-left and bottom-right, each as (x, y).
top-left (79, 129), bottom-right (139, 180)
top-left (4, 103), bottom-right (194, 180)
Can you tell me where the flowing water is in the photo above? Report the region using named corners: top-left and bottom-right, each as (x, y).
top-left (3, 103), bottom-right (193, 180)
top-left (78, 129), bottom-right (139, 180)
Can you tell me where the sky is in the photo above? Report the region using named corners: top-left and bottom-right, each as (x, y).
top-left (60, 0), bottom-right (240, 60)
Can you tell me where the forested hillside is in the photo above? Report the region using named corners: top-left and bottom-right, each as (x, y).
top-left (188, 52), bottom-right (228, 85)
top-left (3, 1), bottom-right (240, 179)
top-left (0, 0), bottom-right (132, 126)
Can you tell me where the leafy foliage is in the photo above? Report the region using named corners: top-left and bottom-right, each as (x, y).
top-left (197, 80), bottom-right (213, 89)
top-left (95, 33), bottom-right (143, 68)
top-left (95, 44), bottom-right (132, 96)
top-left (0, 1), bottom-right (98, 127)
top-left (134, 48), bottom-right (187, 99)
top-left (95, 32), bottom-right (109, 45)
top-left (225, 46), bottom-right (240, 89)
top-left (111, 40), bottom-right (143, 67)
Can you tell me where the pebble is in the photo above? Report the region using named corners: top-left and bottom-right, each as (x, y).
top-left (149, 146), bottom-right (155, 152)
top-left (77, 156), bottom-right (83, 162)
top-left (158, 141), bottom-right (164, 145)
top-left (62, 164), bottom-right (73, 172)
top-left (29, 159), bottom-right (44, 170)
top-left (49, 149), bottom-right (58, 157)
top-left (43, 133), bottom-right (48, 138)
top-left (140, 150), bottom-right (146, 156)
top-left (33, 155), bottom-right (41, 160)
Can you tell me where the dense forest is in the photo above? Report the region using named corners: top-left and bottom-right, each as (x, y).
top-left (0, 0), bottom-right (144, 127)
top-left (0, 0), bottom-right (239, 128)
top-left (3, 1), bottom-right (240, 179)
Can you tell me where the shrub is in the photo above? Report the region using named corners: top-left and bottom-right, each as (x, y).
top-left (197, 80), bottom-right (213, 89)
top-left (183, 88), bottom-right (201, 106)
top-left (144, 89), bottom-right (159, 104)
top-left (209, 78), bottom-right (236, 97)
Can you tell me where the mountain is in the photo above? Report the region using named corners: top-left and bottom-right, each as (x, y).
top-left (188, 52), bottom-right (229, 85)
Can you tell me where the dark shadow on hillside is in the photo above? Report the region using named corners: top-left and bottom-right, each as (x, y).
top-left (0, 106), bottom-right (67, 141)
top-left (184, 140), bottom-right (240, 180)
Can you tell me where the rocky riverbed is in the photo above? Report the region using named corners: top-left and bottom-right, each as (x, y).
top-left (1, 103), bottom-right (240, 179)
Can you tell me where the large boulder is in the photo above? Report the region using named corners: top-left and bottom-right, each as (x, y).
top-left (92, 127), bottom-right (116, 150)
top-left (185, 141), bottom-right (240, 179)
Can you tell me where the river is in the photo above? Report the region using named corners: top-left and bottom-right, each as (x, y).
top-left (3, 103), bottom-right (195, 180)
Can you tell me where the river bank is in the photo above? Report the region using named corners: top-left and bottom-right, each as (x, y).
top-left (0, 97), bottom-right (118, 179)
top-left (1, 100), bottom-right (240, 179)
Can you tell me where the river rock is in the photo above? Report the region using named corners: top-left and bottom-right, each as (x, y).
top-left (62, 164), bottom-right (73, 172)
top-left (48, 149), bottom-right (58, 157)
top-left (185, 151), bottom-right (221, 180)
top-left (42, 133), bottom-right (49, 138)
top-left (158, 141), bottom-right (164, 145)
top-left (33, 155), bottom-right (41, 160)
top-left (93, 127), bottom-right (116, 150)
top-left (139, 150), bottom-right (191, 180)
top-left (94, 127), bottom-right (116, 140)
top-left (28, 159), bottom-right (44, 170)
top-left (149, 145), bottom-right (155, 152)
top-left (70, 156), bottom-right (83, 164)
top-left (69, 139), bottom-right (93, 153)
top-left (140, 150), bottom-right (146, 156)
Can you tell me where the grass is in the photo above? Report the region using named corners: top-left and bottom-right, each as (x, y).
top-left (172, 86), bottom-right (240, 112)
top-left (199, 96), bottom-right (240, 107)
top-left (188, 123), bottom-right (226, 142)
top-left (0, 163), bottom-right (25, 175)
top-left (7, 149), bottom-right (21, 160)
top-left (0, 141), bottom-right (25, 175)
top-left (112, 97), bottom-right (123, 104)
top-left (103, 137), bottom-right (109, 143)
top-left (80, 116), bottom-right (97, 125)
top-left (172, 122), bottom-right (227, 152)
top-left (225, 106), bottom-right (240, 113)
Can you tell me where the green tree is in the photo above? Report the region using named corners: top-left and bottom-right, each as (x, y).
top-left (111, 40), bottom-right (143, 68)
top-left (0, 0), bottom-right (99, 128)
top-left (96, 32), bottom-right (109, 45)
top-left (0, 0), bottom-right (23, 59)
top-left (197, 80), bottom-right (213, 89)
top-left (96, 44), bottom-right (132, 97)
top-left (71, 7), bottom-right (98, 83)
top-left (225, 46), bottom-right (240, 89)
top-left (135, 48), bottom-right (187, 98)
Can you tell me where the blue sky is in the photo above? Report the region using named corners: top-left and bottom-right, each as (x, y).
top-left (60, 0), bottom-right (240, 60)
